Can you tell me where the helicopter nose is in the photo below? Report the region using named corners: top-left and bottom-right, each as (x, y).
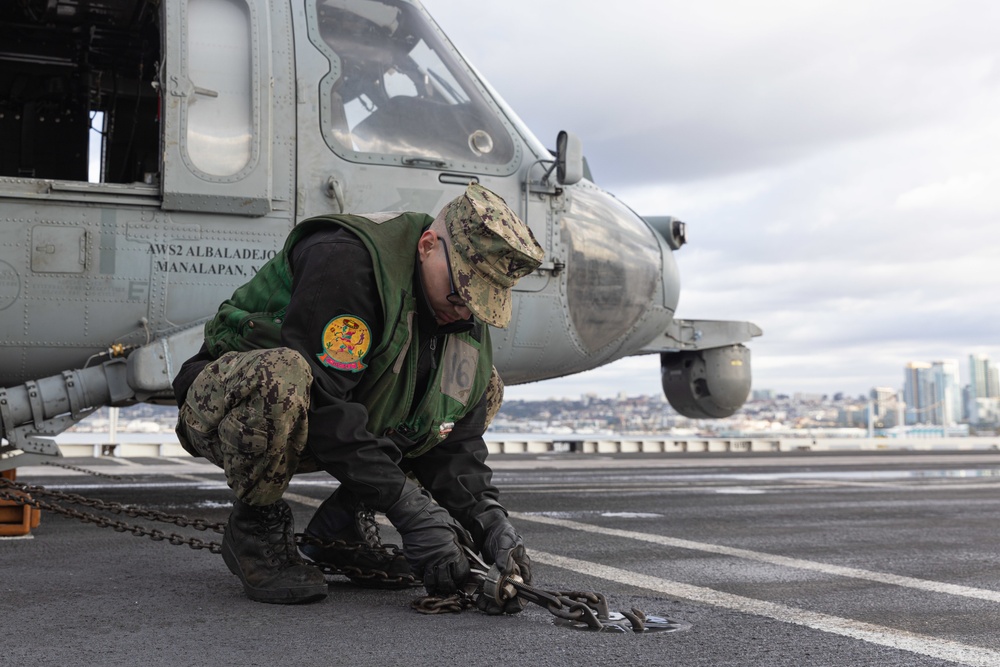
top-left (558, 188), bottom-right (675, 353)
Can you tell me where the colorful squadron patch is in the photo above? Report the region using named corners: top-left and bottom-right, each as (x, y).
top-left (317, 315), bottom-right (371, 372)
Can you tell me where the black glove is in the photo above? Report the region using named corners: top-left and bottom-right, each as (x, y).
top-left (473, 506), bottom-right (532, 615)
top-left (385, 482), bottom-right (471, 595)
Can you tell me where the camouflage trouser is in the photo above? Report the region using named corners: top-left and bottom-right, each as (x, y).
top-left (484, 366), bottom-right (504, 428)
top-left (175, 347), bottom-right (319, 506)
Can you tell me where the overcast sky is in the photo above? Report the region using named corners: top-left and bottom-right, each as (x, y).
top-left (422, 0), bottom-right (1000, 402)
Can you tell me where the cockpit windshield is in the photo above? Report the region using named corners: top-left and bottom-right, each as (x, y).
top-left (310, 0), bottom-right (517, 169)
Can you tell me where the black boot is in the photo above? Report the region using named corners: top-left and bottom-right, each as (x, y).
top-left (221, 498), bottom-right (328, 604)
top-left (300, 487), bottom-right (414, 589)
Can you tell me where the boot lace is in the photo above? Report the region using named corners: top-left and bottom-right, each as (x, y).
top-left (355, 505), bottom-right (383, 549)
top-left (258, 501), bottom-right (304, 566)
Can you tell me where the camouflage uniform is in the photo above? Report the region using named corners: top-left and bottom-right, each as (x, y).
top-left (176, 348), bottom-right (320, 505)
top-left (484, 367), bottom-right (504, 429)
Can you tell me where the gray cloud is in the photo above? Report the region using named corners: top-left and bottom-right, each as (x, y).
top-left (429, 1), bottom-right (1000, 185)
top-left (424, 0), bottom-right (1000, 398)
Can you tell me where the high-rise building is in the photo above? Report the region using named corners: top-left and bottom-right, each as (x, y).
top-left (903, 362), bottom-right (932, 425)
top-left (969, 354), bottom-right (996, 399)
top-left (968, 354), bottom-right (999, 424)
top-left (963, 384), bottom-right (975, 422)
top-left (903, 360), bottom-right (961, 425)
top-left (869, 386), bottom-right (899, 428)
top-left (930, 360), bottom-right (960, 426)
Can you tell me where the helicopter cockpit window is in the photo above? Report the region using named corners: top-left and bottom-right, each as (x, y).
top-left (312, 0), bottom-right (516, 168)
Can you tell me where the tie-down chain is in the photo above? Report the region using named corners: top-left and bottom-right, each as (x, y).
top-left (2, 477), bottom-right (666, 631)
top-left (0, 477), bottom-right (413, 585)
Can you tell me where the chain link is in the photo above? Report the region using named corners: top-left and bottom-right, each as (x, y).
top-left (410, 590), bottom-right (476, 614)
top-left (621, 608), bottom-right (647, 632)
top-left (0, 481), bottom-right (222, 553)
top-left (502, 581), bottom-right (605, 628)
top-left (40, 461), bottom-right (126, 480)
top-left (0, 477), bottom-right (417, 586)
top-left (0, 477), bottom-right (226, 533)
top-left (294, 532), bottom-right (417, 587)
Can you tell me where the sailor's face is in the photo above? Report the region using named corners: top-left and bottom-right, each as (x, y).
top-left (419, 232), bottom-right (473, 325)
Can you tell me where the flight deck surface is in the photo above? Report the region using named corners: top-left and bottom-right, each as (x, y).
top-left (4, 450), bottom-right (1000, 666)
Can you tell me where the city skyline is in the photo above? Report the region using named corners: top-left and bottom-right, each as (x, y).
top-left (505, 348), bottom-right (1000, 403)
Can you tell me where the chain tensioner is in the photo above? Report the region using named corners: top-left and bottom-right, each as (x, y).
top-left (412, 547), bottom-right (686, 633)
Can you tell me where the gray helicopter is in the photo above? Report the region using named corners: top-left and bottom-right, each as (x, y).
top-left (0, 0), bottom-right (761, 470)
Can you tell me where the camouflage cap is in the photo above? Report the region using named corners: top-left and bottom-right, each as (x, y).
top-left (443, 183), bottom-right (545, 328)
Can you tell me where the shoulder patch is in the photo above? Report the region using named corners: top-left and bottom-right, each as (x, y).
top-left (317, 315), bottom-right (371, 372)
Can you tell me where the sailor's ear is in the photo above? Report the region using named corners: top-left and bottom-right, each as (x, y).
top-left (417, 229), bottom-right (438, 261)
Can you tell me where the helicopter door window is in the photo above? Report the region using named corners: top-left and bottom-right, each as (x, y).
top-left (310, 0), bottom-right (518, 171)
top-left (161, 0), bottom-right (275, 215)
top-left (0, 2), bottom-right (160, 186)
top-left (184, 0), bottom-right (253, 177)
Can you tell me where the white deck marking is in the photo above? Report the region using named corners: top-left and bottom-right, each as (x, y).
top-left (168, 473), bottom-right (228, 486)
top-left (513, 513), bottom-right (1000, 604)
top-left (162, 467), bottom-right (1000, 663)
top-left (530, 549), bottom-right (1000, 667)
top-left (281, 492), bottom-right (322, 508)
